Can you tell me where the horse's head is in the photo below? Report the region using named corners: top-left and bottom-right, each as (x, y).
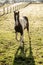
top-left (14, 11), bottom-right (19, 21)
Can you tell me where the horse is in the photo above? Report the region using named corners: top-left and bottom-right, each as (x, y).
top-left (14, 11), bottom-right (29, 46)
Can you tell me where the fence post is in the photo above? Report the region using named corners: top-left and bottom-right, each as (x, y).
top-left (15, 6), bottom-right (17, 11)
top-left (13, 6), bottom-right (14, 11)
top-left (7, 7), bottom-right (8, 14)
top-left (10, 7), bottom-right (12, 13)
top-left (3, 7), bottom-right (5, 15)
top-left (17, 5), bottom-right (19, 10)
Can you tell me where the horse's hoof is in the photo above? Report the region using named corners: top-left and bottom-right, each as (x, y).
top-left (20, 46), bottom-right (23, 49)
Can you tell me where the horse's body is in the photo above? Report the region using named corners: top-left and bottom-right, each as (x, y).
top-left (14, 11), bottom-right (29, 44)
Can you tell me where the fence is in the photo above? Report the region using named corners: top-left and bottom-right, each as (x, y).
top-left (0, 2), bottom-right (29, 16)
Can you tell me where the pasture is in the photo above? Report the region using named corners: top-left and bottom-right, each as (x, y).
top-left (0, 3), bottom-right (43, 65)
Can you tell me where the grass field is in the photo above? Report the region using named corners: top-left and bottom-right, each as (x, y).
top-left (0, 4), bottom-right (43, 65)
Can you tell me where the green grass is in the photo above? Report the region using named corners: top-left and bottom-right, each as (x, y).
top-left (0, 4), bottom-right (43, 65)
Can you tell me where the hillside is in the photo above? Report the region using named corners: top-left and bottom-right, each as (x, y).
top-left (0, 3), bottom-right (43, 65)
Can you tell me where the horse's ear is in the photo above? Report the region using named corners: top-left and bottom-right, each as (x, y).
top-left (18, 11), bottom-right (19, 14)
top-left (14, 11), bottom-right (15, 14)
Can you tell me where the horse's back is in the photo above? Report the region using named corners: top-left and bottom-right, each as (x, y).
top-left (19, 16), bottom-right (29, 29)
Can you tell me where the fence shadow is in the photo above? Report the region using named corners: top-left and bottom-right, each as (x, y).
top-left (13, 36), bottom-right (35, 65)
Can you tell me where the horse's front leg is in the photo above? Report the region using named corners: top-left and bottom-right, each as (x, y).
top-left (20, 33), bottom-right (25, 54)
top-left (20, 34), bottom-right (24, 47)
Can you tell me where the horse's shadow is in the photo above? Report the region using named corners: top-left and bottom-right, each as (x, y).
top-left (13, 37), bottom-right (35, 65)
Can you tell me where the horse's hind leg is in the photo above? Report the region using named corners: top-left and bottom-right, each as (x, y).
top-left (27, 23), bottom-right (29, 39)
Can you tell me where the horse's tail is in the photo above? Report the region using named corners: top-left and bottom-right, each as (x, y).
top-left (27, 20), bottom-right (29, 33)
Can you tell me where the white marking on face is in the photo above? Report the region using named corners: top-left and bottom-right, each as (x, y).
top-left (16, 15), bottom-right (18, 20)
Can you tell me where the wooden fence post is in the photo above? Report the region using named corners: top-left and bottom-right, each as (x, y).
top-left (10, 7), bottom-right (12, 13)
top-left (15, 6), bottom-right (17, 11)
top-left (13, 6), bottom-right (14, 11)
top-left (7, 7), bottom-right (8, 14)
top-left (14, 6), bottom-right (16, 11)
top-left (3, 7), bottom-right (5, 15)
